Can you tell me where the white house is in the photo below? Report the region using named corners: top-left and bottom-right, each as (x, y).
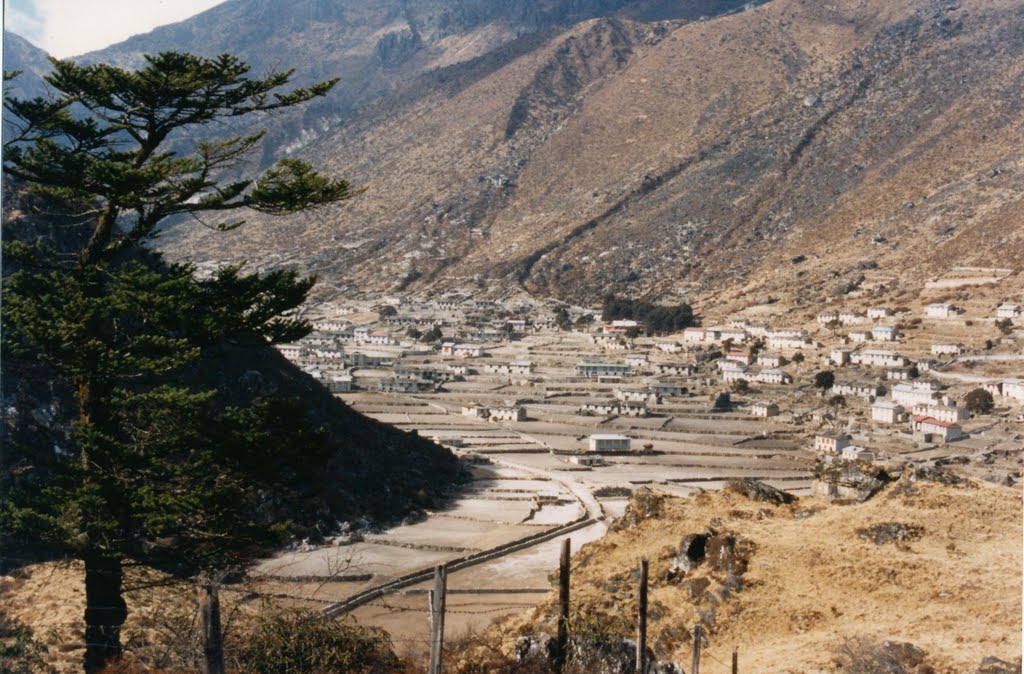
top-left (752, 369), bottom-right (793, 385)
top-left (570, 455), bottom-right (606, 466)
top-left (724, 351), bottom-right (754, 366)
top-left (886, 368), bottom-right (913, 381)
top-left (757, 354), bottom-right (787, 368)
top-left (925, 303), bottom-right (957, 319)
top-left (349, 352), bottom-right (393, 367)
top-left (461, 404), bottom-right (489, 419)
top-left (892, 382), bottom-right (942, 406)
top-left (276, 344), bottom-right (307, 360)
top-left (624, 354), bottom-right (649, 367)
top-left (911, 404), bottom-right (969, 424)
top-left (868, 307), bottom-right (895, 319)
top-left (490, 406), bottom-right (527, 422)
top-left (683, 327), bottom-right (715, 343)
top-left (580, 401), bottom-right (620, 416)
top-left (718, 328), bottom-right (748, 343)
top-left (839, 311), bottom-right (867, 325)
top-left (995, 304), bottom-right (1022, 319)
top-left (580, 401), bottom-right (647, 417)
top-left (814, 433), bottom-right (852, 453)
top-left (851, 350), bottom-right (908, 368)
top-left (721, 365), bottom-right (749, 383)
top-left (484, 361), bottom-right (534, 375)
top-left (848, 331), bottom-right (872, 343)
top-left (653, 384), bottom-right (687, 397)
top-left (768, 329), bottom-right (807, 339)
top-left (588, 434), bottom-right (632, 452)
top-left (841, 446), bottom-right (875, 462)
top-left (871, 326), bottom-right (899, 342)
top-left (1001, 379), bottom-right (1024, 400)
top-left (750, 401), bottom-right (780, 418)
top-left (615, 389), bottom-right (661, 405)
top-left (576, 361), bottom-right (632, 378)
top-left (328, 376), bottom-right (353, 393)
top-left (983, 382), bottom-right (1004, 398)
top-left (364, 330), bottom-right (392, 344)
top-left (453, 344), bottom-right (486, 358)
top-left (656, 341), bottom-right (682, 353)
top-left (314, 319), bottom-right (350, 332)
top-left (831, 349), bottom-right (852, 366)
top-left (931, 343), bottom-right (964, 356)
top-left (817, 312), bottom-right (839, 325)
top-left (768, 336), bottom-right (812, 350)
top-left (656, 363), bottom-right (695, 376)
top-left (379, 379), bottom-right (429, 393)
top-left (832, 382), bottom-right (883, 400)
top-left (912, 416), bottom-right (963, 442)
top-left (871, 401), bottom-right (907, 424)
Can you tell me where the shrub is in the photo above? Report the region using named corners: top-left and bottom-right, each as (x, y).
top-left (0, 611), bottom-right (50, 674)
top-left (814, 371), bottom-right (835, 391)
top-left (963, 388), bottom-right (995, 415)
top-left (600, 295), bottom-right (694, 335)
top-left (230, 608), bottom-right (402, 674)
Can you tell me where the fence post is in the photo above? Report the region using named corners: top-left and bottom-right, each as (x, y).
top-left (732, 648), bottom-right (738, 674)
top-left (691, 624), bottom-right (702, 674)
top-left (556, 538), bottom-right (571, 672)
top-left (428, 565), bottom-right (447, 674)
top-left (636, 558), bottom-right (648, 674)
top-left (198, 577), bottom-right (225, 674)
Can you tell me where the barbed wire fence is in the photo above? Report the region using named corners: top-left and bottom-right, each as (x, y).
top-left (3, 542), bottom-right (743, 673)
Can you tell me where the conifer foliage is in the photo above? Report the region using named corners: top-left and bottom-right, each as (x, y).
top-left (2, 53), bottom-right (355, 672)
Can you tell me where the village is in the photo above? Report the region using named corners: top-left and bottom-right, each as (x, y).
top-left (250, 271), bottom-right (1024, 645)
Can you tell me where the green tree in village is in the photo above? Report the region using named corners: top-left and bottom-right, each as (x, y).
top-left (814, 370), bottom-right (836, 392)
top-left (963, 388), bottom-right (995, 415)
top-left (2, 53), bottom-right (356, 672)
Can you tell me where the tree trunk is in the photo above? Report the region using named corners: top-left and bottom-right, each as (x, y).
top-left (83, 552), bottom-right (127, 674)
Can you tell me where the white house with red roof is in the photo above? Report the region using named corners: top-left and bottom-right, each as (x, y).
top-left (911, 415), bottom-right (963, 442)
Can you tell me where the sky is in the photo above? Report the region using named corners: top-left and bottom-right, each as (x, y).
top-left (4, 0), bottom-right (225, 57)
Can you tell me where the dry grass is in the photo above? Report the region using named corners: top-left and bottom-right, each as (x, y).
top-left (497, 477), bottom-right (1022, 673)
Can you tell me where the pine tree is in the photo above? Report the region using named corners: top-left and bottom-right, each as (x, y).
top-left (2, 53), bottom-right (355, 672)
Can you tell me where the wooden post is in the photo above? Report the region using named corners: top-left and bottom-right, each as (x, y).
top-left (691, 624), bottom-right (702, 674)
top-left (198, 578), bottom-right (225, 674)
top-left (556, 538), bottom-right (571, 672)
top-left (428, 565), bottom-right (447, 674)
top-left (732, 648), bottom-right (738, 674)
top-left (636, 558), bottom-right (648, 674)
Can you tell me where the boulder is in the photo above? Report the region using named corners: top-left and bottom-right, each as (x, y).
top-left (513, 633), bottom-right (558, 665)
top-left (667, 534), bottom-right (709, 578)
top-left (975, 656), bottom-right (1022, 674)
top-left (612, 488), bottom-right (665, 530)
top-left (813, 459), bottom-right (891, 502)
top-left (705, 534), bottom-right (748, 575)
top-left (856, 522), bottom-right (925, 545)
top-left (726, 478), bottom-right (797, 505)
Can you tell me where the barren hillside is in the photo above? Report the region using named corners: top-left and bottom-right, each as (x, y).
top-left (501, 476), bottom-right (1022, 673)
top-left (159, 0), bottom-right (1024, 306)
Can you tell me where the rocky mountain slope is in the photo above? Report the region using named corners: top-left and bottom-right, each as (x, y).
top-left (7, 0), bottom-right (1022, 307)
top-left (153, 0), bottom-right (1024, 307)
top-left (72, 0), bottom-right (754, 164)
top-left (2, 32), bottom-right (52, 105)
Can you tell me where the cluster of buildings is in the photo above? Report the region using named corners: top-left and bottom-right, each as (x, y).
top-left (273, 290), bottom-right (1020, 474)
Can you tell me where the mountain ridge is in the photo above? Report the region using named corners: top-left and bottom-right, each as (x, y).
top-left (159, 0), bottom-right (1024, 308)
top-left (6, 0), bottom-right (1022, 308)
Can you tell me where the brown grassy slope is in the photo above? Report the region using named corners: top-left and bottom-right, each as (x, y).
top-left (505, 479), bottom-right (1022, 673)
